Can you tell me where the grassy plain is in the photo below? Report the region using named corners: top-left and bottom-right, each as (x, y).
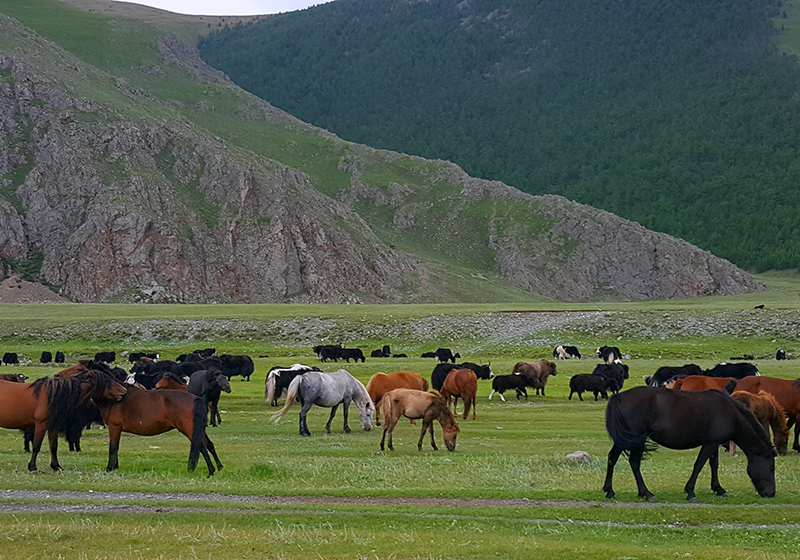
top-left (1, 274), bottom-right (800, 558)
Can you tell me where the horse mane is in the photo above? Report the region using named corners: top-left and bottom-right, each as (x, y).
top-left (162, 370), bottom-right (188, 385)
top-left (726, 392), bottom-right (775, 456)
top-left (794, 379), bottom-right (800, 389)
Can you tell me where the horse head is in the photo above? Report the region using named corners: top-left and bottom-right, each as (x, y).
top-left (439, 404), bottom-right (460, 451)
top-left (358, 399), bottom-right (375, 431)
top-left (210, 368), bottom-right (232, 393)
top-left (746, 453), bottom-right (776, 497)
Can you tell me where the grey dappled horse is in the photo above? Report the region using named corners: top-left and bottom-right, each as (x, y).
top-left (273, 369), bottom-right (374, 436)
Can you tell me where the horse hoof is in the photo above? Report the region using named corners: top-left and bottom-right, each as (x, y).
top-left (604, 491), bottom-right (616, 499)
top-left (300, 432), bottom-right (311, 437)
top-left (344, 427), bottom-right (351, 434)
top-left (687, 496), bottom-right (698, 503)
top-left (646, 496), bottom-right (658, 503)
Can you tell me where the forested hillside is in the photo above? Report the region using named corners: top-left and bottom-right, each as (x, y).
top-left (198, 0), bottom-right (800, 271)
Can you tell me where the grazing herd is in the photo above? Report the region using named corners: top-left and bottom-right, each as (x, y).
top-left (1, 340), bottom-right (798, 504)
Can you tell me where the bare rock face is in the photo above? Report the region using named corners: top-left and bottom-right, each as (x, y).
top-left (0, 15), bottom-right (761, 303)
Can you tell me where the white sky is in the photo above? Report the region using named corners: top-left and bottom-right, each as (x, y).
top-left (116, 0), bottom-right (334, 16)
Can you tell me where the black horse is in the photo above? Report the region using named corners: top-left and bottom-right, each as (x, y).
top-left (603, 386), bottom-right (775, 502)
top-left (188, 367), bottom-right (231, 427)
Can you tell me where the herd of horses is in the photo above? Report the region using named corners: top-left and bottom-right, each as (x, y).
top-left (1, 348), bottom-right (799, 502)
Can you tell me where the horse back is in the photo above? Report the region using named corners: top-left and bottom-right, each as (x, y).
top-left (0, 380), bottom-right (43, 428)
top-left (442, 369), bottom-right (477, 396)
top-left (675, 375), bottom-right (735, 392)
top-left (384, 388), bottom-right (439, 420)
top-left (100, 386), bottom-right (196, 436)
top-left (735, 376), bottom-right (800, 418)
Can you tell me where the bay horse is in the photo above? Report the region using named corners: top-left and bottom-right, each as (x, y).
top-left (440, 368), bottom-right (477, 420)
top-left (734, 376), bottom-right (800, 452)
top-left (0, 369), bottom-right (127, 472)
top-left (366, 371), bottom-right (429, 425)
top-left (91, 384), bottom-right (223, 476)
top-left (667, 375), bottom-right (737, 392)
top-left (272, 369), bottom-right (374, 436)
top-left (603, 386), bottom-right (775, 502)
top-left (379, 389), bottom-right (460, 452)
top-left (154, 371), bottom-right (190, 391)
top-left (731, 390), bottom-right (789, 456)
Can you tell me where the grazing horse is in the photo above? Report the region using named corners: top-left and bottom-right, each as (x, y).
top-left (667, 376), bottom-right (737, 393)
top-left (379, 389), bottom-right (460, 452)
top-left (735, 376), bottom-right (800, 452)
top-left (92, 384), bottom-right (223, 476)
top-left (731, 391), bottom-right (790, 456)
top-left (0, 369), bottom-right (127, 472)
top-left (273, 370), bottom-right (374, 436)
top-left (265, 364), bottom-right (321, 407)
top-left (366, 371), bottom-right (429, 425)
top-left (188, 367), bottom-right (231, 427)
top-left (440, 368), bottom-right (478, 420)
top-left (603, 387), bottom-right (775, 502)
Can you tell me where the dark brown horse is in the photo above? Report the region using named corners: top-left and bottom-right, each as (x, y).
top-left (0, 369), bottom-right (127, 472)
top-left (603, 386), bottom-right (775, 502)
top-left (366, 371), bottom-right (429, 425)
top-left (92, 384), bottom-right (222, 476)
top-left (440, 368), bottom-right (478, 420)
top-left (379, 389), bottom-right (460, 452)
top-left (735, 376), bottom-right (800, 452)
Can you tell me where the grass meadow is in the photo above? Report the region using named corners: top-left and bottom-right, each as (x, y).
top-left (2, 274), bottom-right (800, 558)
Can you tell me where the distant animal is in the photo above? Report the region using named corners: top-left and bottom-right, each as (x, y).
top-left (366, 371), bottom-right (429, 425)
top-left (340, 348), bottom-right (366, 363)
top-left (420, 352), bottom-right (437, 358)
top-left (188, 367), bottom-right (232, 427)
top-left (40, 351), bottom-right (52, 364)
top-left (265, 364), bottom-right (322, 407)
top-left (488, 374), bottom-right (530, 401)
top-left (431, 362), bottom-right (492, 391)
top-left (370, 345), bottom-right (391, 358)
top-left (666, 375), bottom-right (737, 393)
top-left (218, 354), bottom-right (255, 380)
top-left (731, 390), bottom-right (789, 456)
top-left (512, 360), bottom-right (557, 396)
top-left (553, 345), bottom-right (581, 359)
top-left (2, 352), bottom-right (19, 365)
top-left (439, 368), bottom-right (478, 420)
top-left (314, 344), bottom-right (343, 362)
top-left (92, 384), bottom-right (222, 476)
top-left (435, 348), bottom-right (457, 363)
top-left (128, 352), bottom-right (158, 363)
top-left (754, 304), bottom-right (765, 309)
top-left (777, 349), bottom-right (787, 361)
top-left (0, 373), bottom-right (27, 383)
top-left (596, 346), bottom-right (622, 363)
top-left (94, 351), bottom-right (116, 364)
top-left (734, 375), bottom-right (800, 452)
top-left (379, 389), bottom-right (460, 452)
top-left (273, 370), bottom-right (374, 436)
top-left (392, 353), bottom-right (407, 358)
top-left (705, 363), bottom-right (759, 379)
top-left (54, 351), bottom-right (65, 363)
top-left (193, 348), bottom-right (216, 358)
top-left (603, 386), bottom-right (776, 502)
top-left (591, 363), bottom-right (629, 394)
top-left (645, 364), bottom-right (704, 387)
top-left (568, 374), bottom-right (618, 401)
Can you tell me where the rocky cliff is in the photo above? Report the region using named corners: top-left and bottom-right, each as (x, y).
top-left (0, 13), bottom-right (762, 303)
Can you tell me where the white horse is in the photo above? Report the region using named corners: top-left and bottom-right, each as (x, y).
top-left (272, 369), bottom-right (374, 436)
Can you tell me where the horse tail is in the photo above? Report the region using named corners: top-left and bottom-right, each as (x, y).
top-left (273, 375), bottom-right (302, 422)
top-left (604, 394), bottom-right (649, 450)
top-left (188, 396), bottom-right (207, 472)
top-left (265, 371), bottom-right (276, 403)
top-left (380, 392), bottom-right (392, 425)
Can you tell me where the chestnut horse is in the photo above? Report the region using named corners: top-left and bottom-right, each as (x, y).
top-left (379, 389), bottom-right (460, 451)
top-left (91, 384), bottom-right (223, 476)
top-left (366, 371), bottom-right (429, 425)
top-left (154, 372), bottom-right (190, 391)
top-left (735, 376), bottom-right (800, 452)
top-left (667, 376), bottom-right (736, 392)
top-left (0, 369), bottom-right (127, 472)
top-left (440, 368), bottom-right (477, 420)
top-left (731, 390), bottom-right (789, 455)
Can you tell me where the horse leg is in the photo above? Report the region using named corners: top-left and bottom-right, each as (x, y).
top-left (791, 417), bottom-right (800, 452)
top-left (628, 447), bottom-right (656, 502)
top-left (708, 448), bottom-right (727, 497)
top-left (299, 401), bottom-right (313, 436)
top-left (27, 422), bottom-right (47, 473)
top-left (204, 434), bottom-right (223, 470)
top-left (602, 444), bottom-right (623, 499)
top-left (106, 424), bottom-right (122, 472)
top-left (325, 404), bottom-right (339, 434)
top-left (48, 430), bottom-right (62, 472)
top-left (375, 400), bottom-right (382, 426)
top-left (341, 398), bottom-right (352, 433)
top-left (684, 443), bottom-right (718, 502)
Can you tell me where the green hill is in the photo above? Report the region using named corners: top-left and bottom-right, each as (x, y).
top-left (197, 0), bottom-right (800, 272)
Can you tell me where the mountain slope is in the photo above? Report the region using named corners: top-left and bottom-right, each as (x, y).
top-left (197, 0), bottom-right (800, 272)
top-left (0, 2), bottom-right (761, 302)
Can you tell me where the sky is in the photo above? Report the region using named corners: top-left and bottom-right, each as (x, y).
top-left (117, 0), bottom-right (334, 16)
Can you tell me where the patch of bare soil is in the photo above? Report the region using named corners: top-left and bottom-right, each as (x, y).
top-left (0, 275), bottom-right (67, 303)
